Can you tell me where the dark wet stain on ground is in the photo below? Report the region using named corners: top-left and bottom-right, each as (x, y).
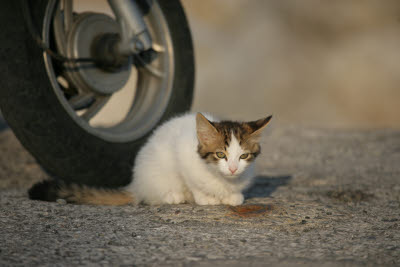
top-left (228, 204), bottom-right (275, 218)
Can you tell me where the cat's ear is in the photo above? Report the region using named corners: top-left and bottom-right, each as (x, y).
top-left (248, 115), bottom-right (272, 138)
top-left (196, 113), bottom-right (220, 145)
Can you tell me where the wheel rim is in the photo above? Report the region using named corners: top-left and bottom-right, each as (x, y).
top-left (42, 0), bottom-right (174, 143)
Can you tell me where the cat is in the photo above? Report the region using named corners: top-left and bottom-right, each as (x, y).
top-left (29, 113), bottom-right (272, 206)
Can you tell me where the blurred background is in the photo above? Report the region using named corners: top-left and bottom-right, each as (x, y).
top-left (182, 0), bottom-right (400, 129)
top-left (1, 0), bottom-right (400, 130)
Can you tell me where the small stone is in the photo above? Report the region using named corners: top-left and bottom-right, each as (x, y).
top-left (89, 252), bottom-right (104, 262)
top-left (56, 199), bottom-right (67, 205)
top-left (186, 256), bottom-right (202, 261)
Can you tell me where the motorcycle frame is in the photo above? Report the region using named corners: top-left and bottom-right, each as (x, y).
top-left (107, 0), bottom-right (153, 54)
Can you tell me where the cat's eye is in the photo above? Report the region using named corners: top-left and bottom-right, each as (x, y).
top-left (240, 153), bottom-right (249, 159)
top-left (216, 152), bottom-right (226, 159)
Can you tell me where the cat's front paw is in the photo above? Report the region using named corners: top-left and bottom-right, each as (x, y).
top-left (163, 192), bottom-right (185, 204)
top-left (193, 194), bottom-right (221, 205)
top-left (222, 193), bottom-right (244, 206)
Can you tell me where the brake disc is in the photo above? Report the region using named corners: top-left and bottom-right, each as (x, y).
top-left (59, 12), bottom-right (132, 96)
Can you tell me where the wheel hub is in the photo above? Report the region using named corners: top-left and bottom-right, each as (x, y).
top-left (65, 13), bottom-right (132, 95)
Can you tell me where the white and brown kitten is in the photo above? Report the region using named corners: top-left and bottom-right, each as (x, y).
top-left (29, 113), bottom-right (272, 206)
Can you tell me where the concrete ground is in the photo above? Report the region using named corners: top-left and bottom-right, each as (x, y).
top-left (1, 2), bottom-right (400, 265)
top-left (0, 125), bottom-right (399, 266)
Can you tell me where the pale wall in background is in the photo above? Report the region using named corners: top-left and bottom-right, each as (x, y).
top-left (182, 0), bottom-right (400, 128)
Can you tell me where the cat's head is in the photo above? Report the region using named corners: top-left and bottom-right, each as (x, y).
top-left (196, 113), bottom-right (272, 178)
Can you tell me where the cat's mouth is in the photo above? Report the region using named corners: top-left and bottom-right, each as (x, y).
top-left (224, 173), bottom-right (240, 179)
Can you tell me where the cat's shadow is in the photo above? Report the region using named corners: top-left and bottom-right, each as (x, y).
top-left (244, 175), bottom-right (292, 199)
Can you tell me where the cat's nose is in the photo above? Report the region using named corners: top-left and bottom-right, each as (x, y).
top-left (229, 166), bottom-right (238, 174)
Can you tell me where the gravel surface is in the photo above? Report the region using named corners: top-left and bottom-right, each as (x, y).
top-left (0, 126), bottom-right (399, 266)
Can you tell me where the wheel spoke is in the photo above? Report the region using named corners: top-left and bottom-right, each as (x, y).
top-left (63, 0), bottom-right (73, 33)
top-left (53, 2), bottom-right (67, 55)
top-left (152, 43), bottom-right (165, 53)
top-left (135, 55), bottom-right (164, 78)
top-left (46, 0), bottom-right (180, 141)
top-left (56, 75), bottom-right (69, 89)
top-left (134, 45), bottom-right (165, 78)
top-left (69, 93), bottom-right (95, 110)
top-left (81, 96), bottom-right (110, 122)
top-left (143, 64), bottom-right (164, 78)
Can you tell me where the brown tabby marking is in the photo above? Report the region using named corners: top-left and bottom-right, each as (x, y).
top-left (196, 113), bottom-right (272, 163)
top-left (58, 184), bottom-right (134, 205)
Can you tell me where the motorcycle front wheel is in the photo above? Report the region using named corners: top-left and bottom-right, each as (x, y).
top-left (0, 0), bottom-right (194, 187)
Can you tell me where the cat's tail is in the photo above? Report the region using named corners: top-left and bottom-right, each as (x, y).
top-left (28, 180), bottom-right (134, 206)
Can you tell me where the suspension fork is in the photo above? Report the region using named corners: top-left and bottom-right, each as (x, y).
top-left (107, 0), bottom-right (152, 55)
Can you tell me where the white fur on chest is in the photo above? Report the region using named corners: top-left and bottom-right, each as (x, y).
top-left (126, 113), bottom-right (254, 205)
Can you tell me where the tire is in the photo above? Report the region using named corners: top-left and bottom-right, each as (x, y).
top-left (0, 0), bottom-right (194, 187)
